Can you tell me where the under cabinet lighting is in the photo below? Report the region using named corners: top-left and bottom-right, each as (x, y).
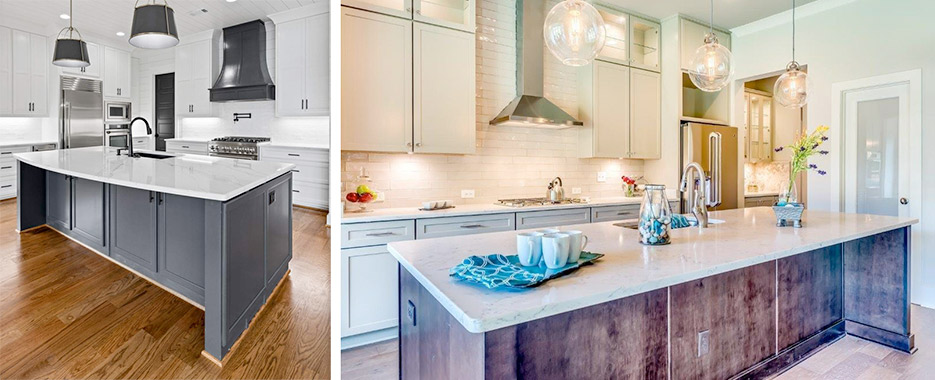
top-left (60, 14), bottom-right (70, 19)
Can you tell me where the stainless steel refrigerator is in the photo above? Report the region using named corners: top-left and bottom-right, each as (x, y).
top-left (61, 77), bottom-right (104, 149)
top-left (679, 121), bottom-right (739, 211)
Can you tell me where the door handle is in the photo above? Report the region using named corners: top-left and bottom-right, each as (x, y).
top-left (707, 132), bottom-right (722, 207)
top-left (900, 197), bottom-right (909, 205)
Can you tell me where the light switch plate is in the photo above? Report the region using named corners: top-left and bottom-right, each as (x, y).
top-left (698, 330), bottom-right (710, 357)
top-left (571, 187), bottom-right (582, 194)
top-left (461, 189), bottom-right (475, 199)
top-left (597, 172), bottom-right (607, 183)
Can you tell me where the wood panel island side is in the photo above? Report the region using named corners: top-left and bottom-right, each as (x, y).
top-left (14, 146), bottom-right (295, 363)
top-left (387, 208), bottom-right (917, 379)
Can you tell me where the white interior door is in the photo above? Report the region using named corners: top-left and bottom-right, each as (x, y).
top-left (843, 84), bottom-right (909, 218)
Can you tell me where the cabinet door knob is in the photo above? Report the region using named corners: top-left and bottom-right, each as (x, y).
top-left (415, 142), bottom-right (422, 147)
top-left (406, 142), bottom-right (412, 147)
top-left (900, 197), bottom-right (909, 205)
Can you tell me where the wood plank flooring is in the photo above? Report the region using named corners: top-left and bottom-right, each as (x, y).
top-left (342, 305), bottom-right (935, 380)
top-left (0, 198), bottom-right (331, 379)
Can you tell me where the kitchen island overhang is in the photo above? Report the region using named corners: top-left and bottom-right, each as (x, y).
top-left (14, 147), bottom-right (296, 363)
top-left (389, 208), bottom-right (917, 379)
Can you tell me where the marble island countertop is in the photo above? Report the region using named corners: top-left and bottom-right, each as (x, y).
top-left (387, 207), bottom-right (917, 334)
top-left (13, 146), bottom-right (295, 201)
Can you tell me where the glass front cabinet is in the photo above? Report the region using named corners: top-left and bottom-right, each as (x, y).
top-left (342, 0), bottom-right (474, 32)
top-left (744, 91), bottom-right (773, 163)
top-left (594, 6), bottom-right (660, 73)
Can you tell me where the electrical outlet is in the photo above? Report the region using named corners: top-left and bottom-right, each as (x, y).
top-left (597, 172), bottom-right (607, 183)
top-left (571, 187), bottom-right (582, 195)
top-left (697, 330), bottom-right (710, 357)
top-left (461, 189), bottom-right (475, 199)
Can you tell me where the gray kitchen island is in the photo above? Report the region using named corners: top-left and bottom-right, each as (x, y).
top-left (14, 146), bottom-right (295, 363)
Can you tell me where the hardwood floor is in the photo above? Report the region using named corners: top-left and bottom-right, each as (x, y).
top-left (0, 198), bottom-right (331, 380)
top-left (341, 306), bottom-right (935, 380)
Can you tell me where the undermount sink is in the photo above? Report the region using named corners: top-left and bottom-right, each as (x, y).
top-left (614, 216), bottom-right (725, 230)
top-left (132, 152), bottom-right (174, 160)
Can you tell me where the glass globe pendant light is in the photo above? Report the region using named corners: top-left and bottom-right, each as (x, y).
top-left (543, 0), bottom-right (606, 67)
top-left (52, 0), bottom-right (90, 68)
top-left (774, 0), bottom-right (809, 108)
top-left (129, 0), bottom-right (179, 49)
top-left (687, 0), bottom-right (734, 92)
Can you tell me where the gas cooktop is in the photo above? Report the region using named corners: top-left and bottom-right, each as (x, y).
top-left (211, 136), bottom-right (271, 143)
top-left (495, 197), bottom-right (587, 208)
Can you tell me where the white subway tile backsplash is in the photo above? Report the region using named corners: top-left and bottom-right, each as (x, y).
top-left (341, 0), bottom-right (644, 209)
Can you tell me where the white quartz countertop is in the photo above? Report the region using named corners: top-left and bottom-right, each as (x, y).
top-left (14, 146), bottom-right (295, 201)
top-left (745, 191), bottom-right (780, 197)
top-left (341, 195), bottom-right (671, 223)
top-left (387, 207), bottom-right (917, 333)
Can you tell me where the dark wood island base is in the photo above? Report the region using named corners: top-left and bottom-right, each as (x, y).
top-left (398, 227), bottom-right (913, 379)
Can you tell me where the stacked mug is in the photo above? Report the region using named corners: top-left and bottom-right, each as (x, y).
top-left (516, 228), bottom-right (589, 269)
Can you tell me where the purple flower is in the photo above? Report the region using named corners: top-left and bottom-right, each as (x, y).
top-left (818, 170), bottom-right (827, 175)
top-left (819, 150), bottom-right (829, 155)
top-left (821, 136), bottom-right (829, 141)
top-left (808, 164), bottom-right (818, 169)
top-left (813, 143), bottom-right (820, 149)
top-left (774, 146), bottom-right (784, 152)
top-left (799, 147), bottom-right (806, 152)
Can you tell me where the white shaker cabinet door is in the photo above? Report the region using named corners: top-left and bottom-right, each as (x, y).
top-left (189, 40), bottom-right (213, 116)
top-left (341, 245), bottom-right (400, 336)
top-left (10, 30), bottom-right (30, 115)
top-left (276, 19), bottom-right (308, 117)
top-left (412, 22), bottom-right (475, 154)
top-left (0, 26), bottom-right (12, 116)
top-left (593, 61), bottom-right (630, 158)
top-left (304, 12), bottom-right (330, 115)
top-left (29, 33), bottom-right (48, 115)
top-left (629, 68), bottom-right (660, 159)
top-left (341, 7), bottom-right (413, 153)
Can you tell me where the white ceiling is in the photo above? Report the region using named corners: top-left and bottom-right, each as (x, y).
top-left (0, 0), bottom-right (320, 49)
top-left (601, 0), bottom-right (820, 29)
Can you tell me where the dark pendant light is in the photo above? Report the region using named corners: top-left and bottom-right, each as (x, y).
top-left (129, 0), bottom-right (179, 49)
top-left (52, 0), bottom-right (90, 68)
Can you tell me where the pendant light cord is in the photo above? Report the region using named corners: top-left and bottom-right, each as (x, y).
top-left (68, 0), bottom-right (73, 38)
top-left (709, 0), bottom-right (714, 35)
top-left (792, 0), bottom-right (796, 61)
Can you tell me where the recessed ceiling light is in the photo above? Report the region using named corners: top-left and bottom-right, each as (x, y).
top-left (59, 13), bottom-right (70, 19)
top-left (116, 32), bottom-right (125, 37)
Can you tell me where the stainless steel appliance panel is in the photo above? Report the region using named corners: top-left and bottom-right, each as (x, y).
top-left (61, 77), bottom-right (104, 149)
top-left (105, 101), bottom-right (131, 123)
top-left (680, 122), bottom-right (739, 211)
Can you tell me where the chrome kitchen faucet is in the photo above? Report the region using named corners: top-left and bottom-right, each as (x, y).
top-left (680, 162), bottom-right (710, 228)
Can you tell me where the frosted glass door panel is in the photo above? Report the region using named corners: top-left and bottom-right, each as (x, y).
top-left (854, 97), bottom-right (899, 217)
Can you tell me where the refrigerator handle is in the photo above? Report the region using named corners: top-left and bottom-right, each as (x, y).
top-left (708, 132), bottom-right (722, 207)
top-left (62, 102), bottom-right (71, 149)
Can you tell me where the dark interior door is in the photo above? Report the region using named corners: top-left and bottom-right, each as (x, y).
top-left (154, 73), bottom-right (175, 151)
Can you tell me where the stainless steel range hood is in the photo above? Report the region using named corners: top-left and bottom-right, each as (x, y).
top-left (489, 0), bottom-right (583, 129)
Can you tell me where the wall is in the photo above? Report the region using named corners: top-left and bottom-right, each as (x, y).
top-left (341, 0), bottom-right (645, 209)
top-left (730, 0), bottom-right (934, 305)
top-left (131, 22), bottom-right (330, 145)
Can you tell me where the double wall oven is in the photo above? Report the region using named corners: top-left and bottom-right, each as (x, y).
top-left (104, 102), bottom-right (131, 149)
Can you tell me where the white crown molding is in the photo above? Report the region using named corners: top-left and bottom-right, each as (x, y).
top-left (268, 2), bottom-right (329, 25)
top-left (730, 0), bottom-right (857, 37)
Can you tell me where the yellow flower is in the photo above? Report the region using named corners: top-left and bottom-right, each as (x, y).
top-left (817, 125), bottom-right (830, 133)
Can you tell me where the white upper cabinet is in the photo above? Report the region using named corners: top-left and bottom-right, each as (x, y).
top-left (175, 31), bottom-right (218, 118)
top-left (629, 16), bottom-right (660, 72)
top-left (0, 27), bottom-right (12, 116)
top-left (341, 7), bottom-right (413, 153)
top-left (595, 5), bottom-right (629, 66)
top-left (578, 61), bottom-right (630, 158)
top-left (342, 0), bottom-right (474, 32)
top-left (629, 68), bottom-right (661, 159)
top-left (679, 18), bottom-right (731, 72)
top-left (270, 3), bottom-right (330, 117)
top-left (61, 42), bottom-right (101, 78)
top-left (103, 46), bottom-right (131, 99)
top-left (413, 22), bottom-right (475, 154)
top-left (9, 29), bottom-right (48, 117)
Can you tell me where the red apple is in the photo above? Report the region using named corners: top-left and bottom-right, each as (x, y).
top-left (358, 192), bottom-right (374, 203)
top-left (346, 192), bottom-right (359, 203)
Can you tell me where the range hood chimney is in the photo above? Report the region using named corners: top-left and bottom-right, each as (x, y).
top-left (489, 0), bottom-right (583, 129)
top-left (209, 20), bottom-right (275, 102)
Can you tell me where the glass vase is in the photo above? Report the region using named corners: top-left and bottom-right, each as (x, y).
top-left (638, 184), bottom-right (671, 245)
top-left (779, 179), bottom-right (798, 206)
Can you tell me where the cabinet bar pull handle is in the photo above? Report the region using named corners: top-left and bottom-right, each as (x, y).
top-left (0, 152), bottom-right (11, 155)
top-left (288, 153), bottom-right (300, 157)
top-left (149, 191), bottom-right (154, 203)
top-left (366, 231), bottom-right (396, 237)
top-left (0, 185), bottom-right (11, 189)
top-left (291, 169), bottom-right (300, 173)
top-left (460, 224), bottom-right (486, 229)
top-left (158, 193), bottom-right (164, 205)
top-left (292, 189), bottom-right (300, 193)
top-left (0, 166), bottom-right (11, 169)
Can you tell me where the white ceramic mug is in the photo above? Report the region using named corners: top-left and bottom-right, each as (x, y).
top-left (516, 232), bottom-right (543, 266)
top-left (542, 233), bottom-right (571, 269)
top-left (564, 230), bottom-right (589, 262)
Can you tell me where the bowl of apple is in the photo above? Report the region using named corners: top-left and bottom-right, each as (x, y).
top-left (346, 185), bottom-right (377, 213)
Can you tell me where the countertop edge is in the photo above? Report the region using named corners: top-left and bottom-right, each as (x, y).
top-left (389, 219), bottom-right (918, 333)
top-left (14, 152), bottom-right (296, 202)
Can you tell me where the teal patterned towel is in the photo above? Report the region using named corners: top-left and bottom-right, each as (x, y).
top-left (671, 214), bottom-right (692, 229)
top-left (449, 252), bottom-right (604, 289)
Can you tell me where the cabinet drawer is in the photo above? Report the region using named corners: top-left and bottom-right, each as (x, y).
top-left (516, 208), bottom-right (591, 230)
top-left (261, 147), bottom-right (328, 163)
top-left (0, 145), bottom-right (30, 156)
top-left (0, 159), bottom-right (16, 177)
top-left (165, 141), bottom-right (207, 154)
top-left (289, 161), bottom-right (328, 184)
top-left (342, 219), bottom-right (415, 248)
top-left (0, 176), bottom-right (15, 197)
top-left (292, 180), bottom-right (328, 209)
top-left (416, 213), bottom-right (515, 240)
top-left (591, 204), bottom-right (640, 223)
